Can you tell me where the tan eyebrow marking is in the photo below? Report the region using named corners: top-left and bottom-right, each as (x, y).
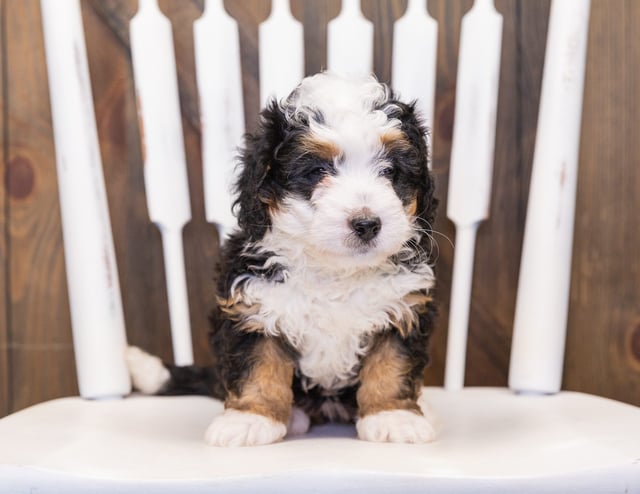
top-left (299, 134), bottom-right (341, 161)
top-left (380, 128), bottom-right (412, 151)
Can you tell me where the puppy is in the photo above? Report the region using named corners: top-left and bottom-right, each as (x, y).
top-left (127, 72), bottom-right (438, 447)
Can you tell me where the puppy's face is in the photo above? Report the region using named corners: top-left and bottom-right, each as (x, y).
top-left (236, 73), bottom-right (435, 269)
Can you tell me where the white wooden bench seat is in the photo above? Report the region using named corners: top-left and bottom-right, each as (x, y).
top-left (1, 388), bottom-right (639, 492)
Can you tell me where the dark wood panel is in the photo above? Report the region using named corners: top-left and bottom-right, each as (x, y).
top-left (5, 0), bottom-right (76, 411)
top-left (0, 0), bottom-right (10, 417)
top-left (564, 0), bottom-right (640, 404)
top-left (291, 0), bottom-right (341, 76)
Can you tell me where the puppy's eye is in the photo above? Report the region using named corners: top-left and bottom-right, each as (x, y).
top-left (308, 166), bottom-right (326, 177)
top-left (380, 166), bottom-right (395, 178)
top-left (305, 161), bottom-right (332, 178)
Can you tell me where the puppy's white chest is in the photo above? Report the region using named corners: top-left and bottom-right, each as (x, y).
top-left (244, 264), bottom-right (433, 390)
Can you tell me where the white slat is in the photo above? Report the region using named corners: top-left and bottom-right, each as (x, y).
top-left (509, 0), bottom-right (591, 395)
top-left (40, 0), bottom-right (131, 398)
top-left (444, 0), bottom-right (503, 391)
top-left (392, 0), bottom-right (438, 158)
top-left (194, 0), bottom-right (244, 241)
top-left (130, 0), bottom-right (194, 366)
top-left (259, 0), bottom-right (304, 107)
top-left (327, 0), bottom-right (373, 77)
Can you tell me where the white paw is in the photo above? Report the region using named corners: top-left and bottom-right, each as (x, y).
top-left (125, 346), bottom-right (170, 395)
top-left (287, 407), bottom-right (311, 437)
top-left (205, 409), bottom-right (287, 447)
top-left (356, 409), bottom-right (436, 443)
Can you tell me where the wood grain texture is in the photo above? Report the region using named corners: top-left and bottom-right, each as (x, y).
top-left (290, 0), bottom-right (341, 75)
top-left (0, 0), bottom-right (10, 416)
top-left (564, 0), bottom-right (640, 402)
top-left (5, 0), bottom-right (76, 411)
top-left (1, 0), bottom-right (639, 417)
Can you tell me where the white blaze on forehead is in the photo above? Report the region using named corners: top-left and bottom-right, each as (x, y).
top-left (287, 72), bottom-right (402, 159)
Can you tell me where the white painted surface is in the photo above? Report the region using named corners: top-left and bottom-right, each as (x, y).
top-left (509, 0), bottom-right (592, 394)
top-left (194, 0), bottom-right (244, 240)
top-left (130, 0), bottom-right (194, 365)
top-left (259, 0), bottom-right (304, 107)
top-left (328, 0), bottom-right (374, 77)
top-left (443, 224), bottom-right (477, 391)
top-left (1, 389), bottom-right (638, 492)
top-left (40, 0), bottom-right (131, 399)
top-left (444, 0), bottom-right (503, 391)
top-left (392, 0), bottom-right (438, 157)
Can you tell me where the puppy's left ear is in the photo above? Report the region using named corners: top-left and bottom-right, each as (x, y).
top-left (398, 101), bottom-right (438, 230)
top-left (233, 101), bottom-right (287, 241)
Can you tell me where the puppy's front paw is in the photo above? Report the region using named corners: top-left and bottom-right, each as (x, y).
top-left (356, 409), bottom-right (436, 444)
top-left (205, 409), bottom-right (287, 447)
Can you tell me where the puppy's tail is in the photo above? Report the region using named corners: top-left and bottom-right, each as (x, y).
top-left (125, 346), bottom-right (225, 400)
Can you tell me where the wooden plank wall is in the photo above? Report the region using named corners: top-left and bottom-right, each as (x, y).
top-left (0, 0), bottom-right (638, 416)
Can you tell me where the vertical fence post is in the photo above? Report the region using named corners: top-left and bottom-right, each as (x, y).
top-left (509, 0), bottom-right (591, 395)
top-left (444, 0), bottom-right (503, 391)
top-left (194, 0), bottom-right (244, 242)
top-left (130, 0), bottom-right (194, 366)
top-left (392, 0), bottom-right (438, 163)
top-left (328, 0), bottom-right (373, 77)
top-left (40, 0), bottom-right (131, 398)
top-left (259, 0), bottom-right (304, 107)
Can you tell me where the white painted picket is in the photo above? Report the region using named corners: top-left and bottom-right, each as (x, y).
top-left (194, 0), bottom-right (245, 240)
top-left (327, 0), bottom-right (373, 77)
top-left (392, 0), bottom-right (438, 152)
top-left (130, 0), bottom-right (194, 366)
top-left (509, 0), bottom-right (592, 394)
top-left (40, 0), bottom-right (130, 399)
top-left (444, 0), bottom-right (503, 391)
top-left (259, 0), bottom-right (304, 107)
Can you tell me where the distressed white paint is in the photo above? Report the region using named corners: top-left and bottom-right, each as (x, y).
top-left (194, 0), bottom-right (244, 240)
top-left (445, 0), bottom-right (503, 391)
top-left (392, 0), bottom-right (438, 160)
top-left (509, 0), bottom-right (591, 395)
top-left (259, 0), bottom-right (304, 107)
top-left (328, 0), bottom-right (373, 77)
top-left (40, 0), bottom-right (131, 399)
top-left (130, 0), bottom-right (193, 365)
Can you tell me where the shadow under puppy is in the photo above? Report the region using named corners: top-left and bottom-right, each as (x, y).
top-left (127, 72), bottom-right (438, 447)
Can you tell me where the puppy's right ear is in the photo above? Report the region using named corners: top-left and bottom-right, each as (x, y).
top-left (234, 101), bottom-right (287, 241)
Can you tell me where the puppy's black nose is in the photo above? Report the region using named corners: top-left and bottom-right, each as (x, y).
top-left (350, 216), bottom-right (381, 242)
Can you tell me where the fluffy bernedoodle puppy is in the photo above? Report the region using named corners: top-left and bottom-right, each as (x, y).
top-left (127, 72), bottom-right (439, 447)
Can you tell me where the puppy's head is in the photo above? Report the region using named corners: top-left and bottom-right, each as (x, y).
top-left (235, 72), bottom-right (436, 269)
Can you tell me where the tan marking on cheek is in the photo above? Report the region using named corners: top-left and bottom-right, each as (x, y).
top-left (405, 197), bottom-right (418, 217)
top-left (357, 337), bottom-right (421, 417)
top-left (300, 135), bottom-right (341, 161)
top-left (225, 338), bottom-right (294, 424)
